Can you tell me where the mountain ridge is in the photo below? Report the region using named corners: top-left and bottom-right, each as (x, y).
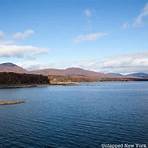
top-left (0, 62), bottom-right (148, 79)
top-left (126, 72), bottom-right (148, 78)
top-left (31, 67), bottom-right (110, 77)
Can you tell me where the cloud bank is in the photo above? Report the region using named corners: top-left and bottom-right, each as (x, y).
top-left (79, 52), bottom-right (148, 73)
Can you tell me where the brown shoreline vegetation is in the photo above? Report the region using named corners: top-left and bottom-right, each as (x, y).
top-left (0, 72), bottom-right (49, 85)
top-left (0, 100), bottom-right (25, 105)
top-left (48, 75), bottom-right (148, 83)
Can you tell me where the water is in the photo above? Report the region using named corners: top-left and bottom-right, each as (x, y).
top-left (0, 82), bottom-right (148, 147)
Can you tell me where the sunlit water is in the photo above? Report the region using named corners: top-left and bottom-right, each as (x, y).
top-left (0, 82), bottom-right (148, 147)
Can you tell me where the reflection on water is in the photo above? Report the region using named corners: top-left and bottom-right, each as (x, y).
top-left (0, 82), bottom-right (148, 147)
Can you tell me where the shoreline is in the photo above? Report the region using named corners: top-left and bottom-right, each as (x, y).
top-left (1, 80), bottom-right (148, 89)
top-left (49, 82), bottom-right (79, 85)
top-left (0, 84), bottom-right (49, 89)
top-left (0, 100), bottom-right (25, 105)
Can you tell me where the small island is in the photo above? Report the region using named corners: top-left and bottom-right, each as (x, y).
top-left (0, 100), bottom-right (25, 105)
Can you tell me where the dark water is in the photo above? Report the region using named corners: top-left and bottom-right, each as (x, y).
top-left (0, 82), bottom-right (148, 148)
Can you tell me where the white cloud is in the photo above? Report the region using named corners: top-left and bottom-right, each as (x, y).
top-left (74, 32), bottom-right (108, 43)
top-left (122, 22), bottom-right (130, 29)
top-left (84, 9), bottom-right (92, 17)
top-left (0, 29), bottom-right (48, 59)
top-left (0, 31), bottom-right (4, 39)
top-left (122, 3), bottom-right (148, 28)
top-left (76, 52), bottom-right (148, 73)
top-left (13, 29), bottom-right (35, 40)
top-left (0, 43), bottom-right (48, 58)
top-left (133, 3), bottom-right (148, 27)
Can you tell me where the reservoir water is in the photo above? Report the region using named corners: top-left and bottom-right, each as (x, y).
top-left (0, 82), bottom-right (148, 147)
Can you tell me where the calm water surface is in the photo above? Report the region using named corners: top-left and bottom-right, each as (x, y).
top-left (0, 82), bottom-right (148, 147)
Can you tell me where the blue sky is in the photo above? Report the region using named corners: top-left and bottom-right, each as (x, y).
top-left (0, 0), bottom-right (148, 73)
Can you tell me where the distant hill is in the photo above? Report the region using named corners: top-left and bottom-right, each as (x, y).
top-left (126, 73), bottom-right (148, 78)
top-left (0, 63), bottom-right (113, 78)
top-left (0, 63), bottom-right (112, 78)
top-left (0, 63), bottom-right (27, 73)
top-left (107, 73), bottom-right (123, 77)
top-left (0, 62), bottom-right (148, 82)
top-left (31, 67), bottom-right (111, 78)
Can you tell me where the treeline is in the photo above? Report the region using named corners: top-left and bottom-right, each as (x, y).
top-left (0, 72), bottom-right (49, 85)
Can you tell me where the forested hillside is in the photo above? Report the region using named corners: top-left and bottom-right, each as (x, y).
top-left (0, 72), bottom-right (49, 85)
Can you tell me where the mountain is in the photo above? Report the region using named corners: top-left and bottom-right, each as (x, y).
top-left (0, 62), bottom-right (27, 73)
top-left (107, 73), bottom-right (123, 77)
top-left (1, 62), bottom-right (148, 81)
top-left (0, 63), bottom-right (111, 77)
top-left (126, 73), bottom-right (148, 78)
top-left (31, 67), bottom-right (111, 77)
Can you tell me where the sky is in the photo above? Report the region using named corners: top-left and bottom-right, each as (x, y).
top-left (0, 0), bottom-right (148, 73)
